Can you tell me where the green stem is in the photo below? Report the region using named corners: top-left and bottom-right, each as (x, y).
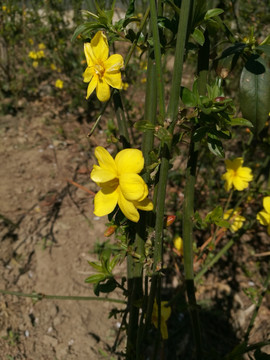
top-left (195, 239), bottom-right (234, 283)
top-left (124, 6), bottom-right (150, 68)
top-left (142, 53), bottom-right (157, 181)
top-left (153, 0), bottom-right (193, 271)
top-left (149, 0), bottom-right (166, 121)
top-left (166, 0), bottom-right (192, 125)
top-left (0, 289), bottom-right (126, 304)
top-left (112, 90), bottom-right (130, 148)
top-left (244, 270), bottom-right (270, 342)
top-left (182, 137), bottom-right (202, 359)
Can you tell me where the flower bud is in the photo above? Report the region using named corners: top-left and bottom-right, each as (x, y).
top-left (104, 225), bottom-right (117, 237)
top-left (166, 215), bottom-right (176, 227)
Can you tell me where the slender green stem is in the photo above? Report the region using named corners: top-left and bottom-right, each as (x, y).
top-left (142, 53), bottom-right (157, 180)
top-left (195, 239), bottom-right (234, 283)
top-left (112, 90), bottom-right (130, 148)
top-left (149, 0), bottom-right (166, 121)
top-left (124, 6), bottom-right (150, 68)
top-left (182, 136), bottom-right (202, 359)
top-left (166, 0), bottom-right (192, 125)
top-left (244, 270), bottom-right (270, 342)
top-left (153, 0), bottom-right (193, 271)
top-left (0, 289), bottom-right (126, 304)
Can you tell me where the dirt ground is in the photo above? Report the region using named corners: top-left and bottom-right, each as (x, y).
top-left (0, 95), bottom-right (270, 360)
top-left (0, 97), bottom-right (126, 359)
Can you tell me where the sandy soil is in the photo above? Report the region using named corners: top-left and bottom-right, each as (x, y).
top-left (0, 97), bottom-right (124, 359)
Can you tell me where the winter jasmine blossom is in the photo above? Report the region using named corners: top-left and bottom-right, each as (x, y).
top-left (83, 31), bottom-right (124, 102)
top-left (224, 208), bottom-right (246, 232)
top-left (222, 158), bottom-right (253, 191)
top-left (256, 196), bottom-right (270, 235)
top-left (151, 300), bottom-right (171, 340)
top-left (90, 146), bottom-right (153, 222)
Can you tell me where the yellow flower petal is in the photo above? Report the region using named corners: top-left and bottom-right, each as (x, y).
top-left (160, 320), bottom-right (169, 340)
top-left (225, 158), bottom-right (243, 170)
top-left (83, 67), bottom-right (94, 83)
top-left (104, 54), bottom-right (124, 72)
top-left (104, 71), bottom-right (122, 90)
top-left (134, 197), bottom-right (154, 211)
top-left (151, 300), bottom-right (171, 340)
top-left (91, 31), bottom-right (109, 62)
top-left (86, 75), bottom-right (98, 99)
top-left (233, 176), bottom-right (249, 191)
top-left (119, 173), bottom-right (147, 201)
top-left (84, 42), bottom-right (95, 67)
top-left (115, 149), bottom-right (144, 174)
top-left (94, 187), bottom-right (119, 217)
top-left (161, 302), bottom-right (171, 321)
top-left (96, 78), bottom-right (111, 102)
top-left (257, 210), bottom-right (270, 226)
top-left (118, 191), bottom-right (139, 222)
top-left (263, 196), bottom-right (270, 213)
top-left (94, 146), bottom-right (117, 175)
top-left (91, 165), bottom-right (117, 183)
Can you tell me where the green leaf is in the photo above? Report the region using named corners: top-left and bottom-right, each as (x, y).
top-left (156, 127), bottom-right (172, 142)
top-left (207, 134), bottom-right (224, 157)
top-left (85, 274), bottom-right (107, 284)
top-left (204, 8), bottom-right (224, 20)
top-left (181, 87), bottom-right (198, 107)
top-left (257, 44), bottom-right (270, 57)
top-left (230, 117), bottom-right (253, 127)
top-left (192, 126), bottom-right (208, 142)
top-left (87, 261), bottom-right (103, 272)
top-left (191, 28), bottom-right (205, 46)
top-left (134, 121), bottom-right (155, 132)
top-left (125, 0), bottom-right (135, 18)
top-left (239, 55), bottom-right (270, 135)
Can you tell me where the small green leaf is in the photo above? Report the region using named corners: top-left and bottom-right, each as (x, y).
top-left (134, 121), bottom-right (155, 132)
top-left (257, 44), bottom-right (270, 57)
top-left (156, 127), bottom-right (172, 142)
top-left (181, 87), bottom-right (198, 107)
top-left (191, 28), bottom-right (205, 46)
top-left (192, 126), bottom-right (208, 142)
top-left (239, 55), bottom-right (270, 135)
top-left (204, 8), bottom-right (224, 20)
top-left (230, 117), bottom-right (253, 127)
top-left (88, 261), bottom-right (103, 272)
top-left (207, 134), bottom-right (224, 157)
top-left (125, 0), bottom-right (135, 18)
top-left (85, 274), bottom-right (107, 284)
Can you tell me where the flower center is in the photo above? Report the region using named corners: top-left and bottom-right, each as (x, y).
top-left (94, 63), bottom-right (105, 78)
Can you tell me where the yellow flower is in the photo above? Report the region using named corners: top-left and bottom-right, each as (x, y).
top-left (55, 79), bottom-right (63, 89)
top-left (36, 50), bottom-right (45, 59)
top-left (151, 300), bottom-right (171, 340)
top-left (173, 236), bottom-right (183, 255)
top-left (90, 146), bottom-right (153, 222)
top-left (222, 158), bottom-right (253, 192)
top-left (28, 51), bottom-right (37, 60)
top-left (2, 5), bottom-right (7, 11)
top-left (28, 38), bottom-right (34, 45)
top-left (83, 31), bottom-right (124, 102)
top-left (38, 43), bottom-right (46, 50)
top-left (224, 208), bottom-right (246, 233)
top-left (50, 63), bottom-right (57, 71)
top-left (32, 61), bottom-right (38, 68)
top-left (256, 196), bottom-right (270, 235)
top-left (122, 82), bottom-right (129, 90)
